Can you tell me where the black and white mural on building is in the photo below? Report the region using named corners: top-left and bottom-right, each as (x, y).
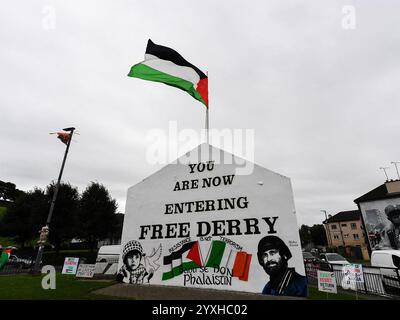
top-left (119, 145), bottom-right (306, 296)
top-left (360, 200), bottom-right (400, 250)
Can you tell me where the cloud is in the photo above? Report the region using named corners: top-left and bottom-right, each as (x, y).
top-left (1, 1), bottom-right (400, 227)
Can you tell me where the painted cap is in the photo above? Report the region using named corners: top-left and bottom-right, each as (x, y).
top-left (122, 240), bottom-right (143, 260)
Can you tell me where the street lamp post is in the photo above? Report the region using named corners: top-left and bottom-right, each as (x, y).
top-left (32, 127), bottom-right (75, 273)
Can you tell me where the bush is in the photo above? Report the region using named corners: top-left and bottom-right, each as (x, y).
top-left (42, 250), bottom-right (98, 266)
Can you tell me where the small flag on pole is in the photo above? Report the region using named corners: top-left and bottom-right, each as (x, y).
top-left (128, 39), bottom-right (208, 107)
top-left (50, 132), bottom-right (71, 145)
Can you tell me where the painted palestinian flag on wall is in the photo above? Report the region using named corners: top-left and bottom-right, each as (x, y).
top-left (128, 39), bottom-right (208, 107)
top-left (162, 241), bottom-right (203, 280)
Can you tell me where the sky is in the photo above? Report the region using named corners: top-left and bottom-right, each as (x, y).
top-left (1, 1), bottom-right (400, 227)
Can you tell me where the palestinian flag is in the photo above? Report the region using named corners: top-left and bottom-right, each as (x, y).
top-left (0, 248), bottom-right (12, 270)
top-left (128, 39), bottom-right (208, 107)
top-left (162, 241), bottom-right (203, 280)
top-left (205, 240), bottom-right (252, 281)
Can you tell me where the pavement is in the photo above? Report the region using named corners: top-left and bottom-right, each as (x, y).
top-left (93, 283), bottom-right (305, 300)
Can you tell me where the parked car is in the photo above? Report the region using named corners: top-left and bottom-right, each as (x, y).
top-left (96, 245), bottom-right (121, 264)
top-left (302, 252), bottom-right (318, 263)
top-left (319, 253), bottom-right (349, 265)
top-left (303, 252), bottom-right (331, 271)
top-left (371, 250), bottom-right (400, 292)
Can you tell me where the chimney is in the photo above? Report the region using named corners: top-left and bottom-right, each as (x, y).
top-left (385, 180), bottom-right (400, 194)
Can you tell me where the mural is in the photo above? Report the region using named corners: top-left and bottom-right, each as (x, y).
top-left (119, 145), bottom-right (305, 297)
top-left (117, 240), bottom-right (162, 284)
top-left (360, 200), bottom-right (400, 250)
top-left (257, 236), bottom-right (307, 297)
top-left (161, 236), bottom-right (252, 286)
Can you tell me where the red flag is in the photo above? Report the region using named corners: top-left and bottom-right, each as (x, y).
top-left (50, 132), bottom-right (71, 145)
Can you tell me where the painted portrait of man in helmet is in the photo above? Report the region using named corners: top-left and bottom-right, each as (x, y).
top-left (382, 205), bottom-right (400, 249)
top-left (257, 235), bottom-right (307, 297)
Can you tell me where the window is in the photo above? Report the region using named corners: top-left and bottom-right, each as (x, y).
top-left (351, 223), bottom-right (357, 230)
top-left (392, 255), bottom-right (400, 269)
top-left (334, 235), bottom-right (339, 240)
top-left (353, 234), bottom-right (360, 240)
top-left (331, 225), bottom-right (337, 230)
top-left (341, 223), bottom-right (347, 227)
top-left (344, 234), bottom-right (349, 238)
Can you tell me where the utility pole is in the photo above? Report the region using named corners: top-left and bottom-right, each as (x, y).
top-left (33, 127), bottom-right (75, 273)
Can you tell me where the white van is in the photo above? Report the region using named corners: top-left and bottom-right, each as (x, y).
top-left (96, 245), bottom-right (121, 264)
top-left (371, 250), bottom-right (400, 291)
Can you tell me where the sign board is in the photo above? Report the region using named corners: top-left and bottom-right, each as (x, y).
top-left (94, 262), bottom-right (118, 275)
top-left (76, 264), bottom-right (96, 278)
top-left (341, 263), bottom-right (364, 290)
top-left (94, 262), bottom-right (108, 274)
top-left (62, 257), bottom-right (79, 275)
top-left (119, 144), bottom-right (306, 297)
top-left (317, 270), bottom-right (337, 294)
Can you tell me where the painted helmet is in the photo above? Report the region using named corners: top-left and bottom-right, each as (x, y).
top-left (385, 205), bottom-right (400, 220)
top-left (122, 240), bottom-right (143, 260)
top-left (257, 235), bottom-right (292, 266)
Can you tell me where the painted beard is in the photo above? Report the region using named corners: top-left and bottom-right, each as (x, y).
top-left (263, 260), bottom-right (286, 276)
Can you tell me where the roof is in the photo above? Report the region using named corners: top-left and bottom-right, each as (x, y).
top-left (354, 181), bottom-right (400, 204)
top-left (325, 210), bottom-right (360, 223)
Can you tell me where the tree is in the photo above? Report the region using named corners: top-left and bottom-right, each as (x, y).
top-left (77, 182), bottom-right (117, 250)
top-left (309, 224), bottom-right (328, 246)
top-left (0, 180), bottom-right (24, 202)
top-left (299, 225), bottom-right (312, 246)
top-left (299, 224), bottom-right (328, 248)
top-left (46, 182), bottom-right (80, 251)
top-left (0, 188), bottom-right (48, 247)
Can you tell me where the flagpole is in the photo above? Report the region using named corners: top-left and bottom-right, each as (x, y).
top-left (206, 107), bottom-right (209, 144)
top-left (205, 71), bottom-right (209, 144)
top-left (32, 127), bottom-right (75, 273)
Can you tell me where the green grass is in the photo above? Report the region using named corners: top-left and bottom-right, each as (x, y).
top-left (0, 274), bottom-right (367, 300)
top-left (0, 206), bottom-right (6, 219)
top-left (0, 274), bottom-right (124, 300)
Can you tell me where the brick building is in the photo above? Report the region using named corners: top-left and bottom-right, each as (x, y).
top-left (324, 210), bottom-right (370, 260)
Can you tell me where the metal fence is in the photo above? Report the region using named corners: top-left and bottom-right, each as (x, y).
top-left (0, 261), bottom-right (34, 275)
top-left (305, 262), bottom-right (400, 297)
